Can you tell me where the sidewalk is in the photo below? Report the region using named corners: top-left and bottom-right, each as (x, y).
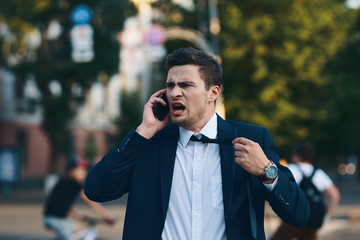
top-left (264, 204), bottom-right (360, 240)
top-left (0, 188), bottom-right (127, 240)
top-left (0, 180), bottom-right (359, 239)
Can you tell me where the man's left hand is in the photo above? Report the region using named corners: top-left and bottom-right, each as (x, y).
top-left (232, 137), bottom-right (270, 176)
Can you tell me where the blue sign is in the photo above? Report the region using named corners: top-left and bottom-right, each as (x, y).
top-left (71, 4), bottom-right (93, 25)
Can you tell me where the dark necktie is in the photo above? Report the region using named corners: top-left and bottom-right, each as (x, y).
top-left (190, 134), bottom-right (234, 145)
top-left (191, 133), bottom-right (257, 238)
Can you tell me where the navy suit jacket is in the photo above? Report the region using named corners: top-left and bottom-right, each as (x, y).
top-left (85, 115), bottom-right (309, 240)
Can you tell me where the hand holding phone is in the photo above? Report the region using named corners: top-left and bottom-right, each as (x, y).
top-left (153, 94), bottom-right (169, 121)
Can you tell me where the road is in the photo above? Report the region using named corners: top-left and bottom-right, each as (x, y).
top-left (0, 180), bottom-right (359, 239)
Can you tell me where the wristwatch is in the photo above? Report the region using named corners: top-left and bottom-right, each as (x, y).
top-left (258, 161), bottom-right (278, 182)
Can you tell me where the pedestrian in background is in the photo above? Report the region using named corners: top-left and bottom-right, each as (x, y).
top-left (270, 141), bottom-right (340, 240)
top-left (84, 47), bottom-right (310, 240)
top-left (43, 158), bottom-right (115, 240)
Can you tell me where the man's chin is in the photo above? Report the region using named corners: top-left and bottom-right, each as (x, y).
top-left (170, 116), bottom-right (186, 127)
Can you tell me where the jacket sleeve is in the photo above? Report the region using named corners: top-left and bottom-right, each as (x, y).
top-left (261, 128), bottom-right (310, 227)
top-left (84, 128), bottom-right (150, 202)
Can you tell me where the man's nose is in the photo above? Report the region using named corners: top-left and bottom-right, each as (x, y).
top-left (170, 85), bottom-right (182, 98)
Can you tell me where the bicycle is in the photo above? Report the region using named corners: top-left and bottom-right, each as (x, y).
top-left (73, 216), bottom-right (114, 240)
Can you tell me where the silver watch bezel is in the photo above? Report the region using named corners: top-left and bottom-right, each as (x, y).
top-left (264, 161), bottom-right (278, 179)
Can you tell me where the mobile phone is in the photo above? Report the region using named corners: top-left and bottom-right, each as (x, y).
top-left (153, 94), bottom-right (169, 121)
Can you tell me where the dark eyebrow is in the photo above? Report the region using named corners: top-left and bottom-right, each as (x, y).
top-left (166, 81), bottom-right (175, 88)
top-left (166, 81), bottom-right (195, 88)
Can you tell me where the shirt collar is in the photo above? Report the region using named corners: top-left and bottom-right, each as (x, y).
top-left (179, 113), bottom-right (218, 147)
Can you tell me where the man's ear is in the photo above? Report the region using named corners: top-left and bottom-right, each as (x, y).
top-left (209, 85), bottom-right (220, 103)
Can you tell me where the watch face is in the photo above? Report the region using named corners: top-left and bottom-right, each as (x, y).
top-left (265, 165), bottom-right (278, 179)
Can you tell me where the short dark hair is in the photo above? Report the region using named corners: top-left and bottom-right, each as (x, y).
top-left (292, 141), bottom-right (316, 162)
top-left (165, 48), bottom-right (222, 90)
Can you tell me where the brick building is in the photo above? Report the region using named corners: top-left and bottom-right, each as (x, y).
top-left (0, 67), bottom-right (120, 188)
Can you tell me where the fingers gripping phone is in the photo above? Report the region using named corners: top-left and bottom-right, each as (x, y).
top-left (153, 94), bottom-right (169, 121)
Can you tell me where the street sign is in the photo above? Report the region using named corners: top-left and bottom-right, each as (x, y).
top-left (144, 24), bottom-right (166, 46)
top-left (70, 24), bottom-right (94, 62)
top-left (71, 4), bottom-right (93, 25)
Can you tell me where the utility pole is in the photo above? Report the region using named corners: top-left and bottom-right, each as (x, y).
top-left (208, 0), bottom-right (220, 55)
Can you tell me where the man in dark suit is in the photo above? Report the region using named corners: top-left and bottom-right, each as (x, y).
top-left (85, 48), bottom-right (309, 240)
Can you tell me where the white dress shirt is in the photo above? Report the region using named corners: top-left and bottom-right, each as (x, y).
top-left (162, 113), bottom-right (226, 240)
top-left (161, 113), bottom-right (277, 240)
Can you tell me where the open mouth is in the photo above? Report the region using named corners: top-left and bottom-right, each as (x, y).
top-left (171, 102), bottom-right (185, 115)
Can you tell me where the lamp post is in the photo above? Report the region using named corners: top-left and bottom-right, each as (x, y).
top-left (208, 0), bottom-right (220, 55)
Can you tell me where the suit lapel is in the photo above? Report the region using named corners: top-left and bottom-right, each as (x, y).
top-left (217, 115), bottom-right (237, 220)
top-left (160, 125), bottom-right (179, 221)
top-left (217, 115), bottom-right (248, 221)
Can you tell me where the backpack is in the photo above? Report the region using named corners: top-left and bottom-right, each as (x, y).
top-left (298, 167), bottom-right (327, 229)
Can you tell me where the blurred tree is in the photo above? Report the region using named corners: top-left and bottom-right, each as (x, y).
top-left (0, 0), bottom-right (135, 173)
top-left (319, 12), bottom-right (360, 156)
top-left (2, 0), bottom-right (359, 170)
top-left (218, 0), bottom-right (359, 159)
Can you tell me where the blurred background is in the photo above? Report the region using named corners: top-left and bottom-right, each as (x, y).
top-left (0, 0), bottom-right (360, 239)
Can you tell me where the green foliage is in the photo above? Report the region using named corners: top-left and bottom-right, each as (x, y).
top-left (2, 0), bottom-right (360, 167)
top-left (319, 12), bottom-right (360, 154)
top-left (219, 0), bottom-right (359, 158)
top-left (0, 0), bottom-right (135, 172)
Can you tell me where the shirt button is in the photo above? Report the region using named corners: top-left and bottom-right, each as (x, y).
top-left (194, 182), bottom-right (201, 187)
top-left (194, 212), bottom-right (200, 217)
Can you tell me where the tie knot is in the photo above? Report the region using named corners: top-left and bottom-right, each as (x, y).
top-left (190, 134), bottom-right (209, 143)
top-left (190, 134), bottom-right (234, 145)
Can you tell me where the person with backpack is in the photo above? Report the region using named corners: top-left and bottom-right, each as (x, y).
top-left (270, 141), bottom-right (340, 240)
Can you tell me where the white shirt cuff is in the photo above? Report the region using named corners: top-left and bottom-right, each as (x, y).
top-left (262, 176), bottom-right (279, 192)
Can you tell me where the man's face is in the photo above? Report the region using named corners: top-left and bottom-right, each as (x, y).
top-left (166, 64), bottom-right (219, 132)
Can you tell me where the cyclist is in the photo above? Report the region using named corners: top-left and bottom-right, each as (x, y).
top-left (43, 157), bottom-right (115, 240)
